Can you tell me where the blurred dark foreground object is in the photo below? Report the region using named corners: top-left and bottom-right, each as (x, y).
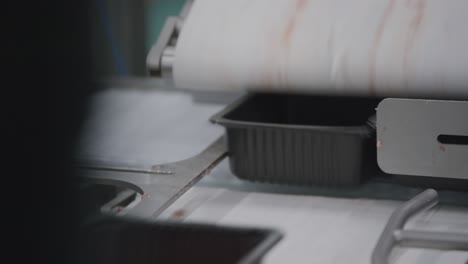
top-left (77, 216), bottom-right (282, 264)
top-left (4, 1), bottom-right (93, 264)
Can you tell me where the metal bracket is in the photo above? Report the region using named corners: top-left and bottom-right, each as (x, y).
top-left (146, 0), bottom-right (193, 78)
top-left (80, 136), bottom-right (228, 218)
top-left (377, 98), bottom-right (468, 179)
top-left (146, 16), bottom-right (181, 78)
top-left (372, 189), bottom-right (468, 264)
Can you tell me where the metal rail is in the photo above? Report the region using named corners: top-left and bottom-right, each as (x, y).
top-left (372, 189), bottom-right (468, 264)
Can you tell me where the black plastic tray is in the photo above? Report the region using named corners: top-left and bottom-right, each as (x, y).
top-left (77, 216), bottom-right (282, 264)
top-left (211, 93), bottom-right (381, 186)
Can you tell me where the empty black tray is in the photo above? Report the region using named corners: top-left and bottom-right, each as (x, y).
top-left (211, 93), bottom-right (381, 186)
top-left (77, 216), bottom-right (282, 264)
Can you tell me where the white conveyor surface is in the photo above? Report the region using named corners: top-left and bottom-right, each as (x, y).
top-left (160, 161), bottom-right (468, 264)
top-left (77, 87), bottom-right (224, 166)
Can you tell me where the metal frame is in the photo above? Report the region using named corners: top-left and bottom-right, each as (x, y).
top-left (146, 16), bottom-right (180, 78)
top-left (80, 136), bottom-right (227, 218)
top-left (372, 189), bottom-right (468, 264)
top-left (146, 0), bottom-right (193, 78)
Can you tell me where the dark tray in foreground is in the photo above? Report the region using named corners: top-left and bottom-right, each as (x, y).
top-left (77, 216), bottom-right (282, 264)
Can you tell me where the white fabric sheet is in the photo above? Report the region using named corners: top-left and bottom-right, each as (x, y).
top-left (174, 0), bottom-right (468, 98)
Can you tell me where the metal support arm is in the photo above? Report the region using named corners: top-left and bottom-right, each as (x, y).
top-left (372, 189), bottom-right (468, 264)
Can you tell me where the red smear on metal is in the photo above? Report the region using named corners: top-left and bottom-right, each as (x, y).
top-left (369, 0), bottom-right (396, 95)
top-left (172, 209), bottom-right (186, 219)
top-left (439, 145), bottom-right (446, 152)
top-left (141, 194), bottom-right (151, 199)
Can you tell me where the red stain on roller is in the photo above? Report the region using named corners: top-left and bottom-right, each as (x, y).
top-left (412, 0), bottom-right (425, 30)
top-left (369, 0), bottom-right (396, 95)
top-left (404, 0), bottom-right (425, 89)
top-left (278, 0), bottom-right (308, 88)
top-left (282, 0), bottom-right (308, 45)
top-left (263, 0), bottom-right (308, 89)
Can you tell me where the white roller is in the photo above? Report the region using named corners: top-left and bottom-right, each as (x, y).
top-left (174, 0), bottom-right (468, 98)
